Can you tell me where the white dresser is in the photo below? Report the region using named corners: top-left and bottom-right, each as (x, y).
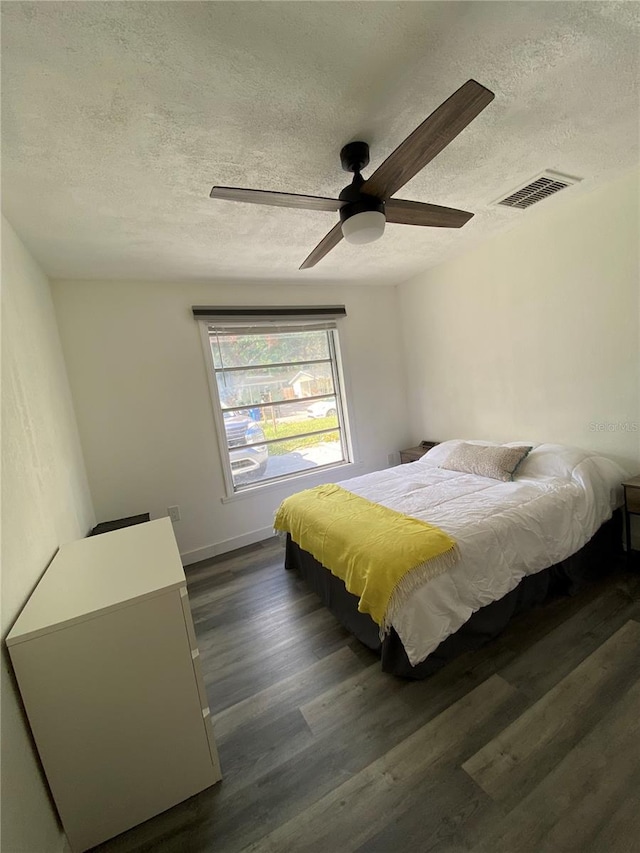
top-left (7, 518), bottom-right (221, 852)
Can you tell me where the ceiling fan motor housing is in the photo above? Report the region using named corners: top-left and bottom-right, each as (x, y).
top-left (340, 141), bottom-right (370, 174)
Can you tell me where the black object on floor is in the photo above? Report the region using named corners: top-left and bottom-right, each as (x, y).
top-left (89, 513), bottom-right (150, 536)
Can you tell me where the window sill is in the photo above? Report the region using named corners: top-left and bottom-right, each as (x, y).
top-left (220, 460), bottom-right (364, 504)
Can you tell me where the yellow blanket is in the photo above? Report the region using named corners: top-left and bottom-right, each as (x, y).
top-left (274, 483), bottom-right (458, 634)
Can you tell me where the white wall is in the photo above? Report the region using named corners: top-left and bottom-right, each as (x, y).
top-left (52, 280), bottom-right (410, 562)
top-left (398, 169), bottom-right (640, 474)
top-left (1, 218), bottom-right (95, 852)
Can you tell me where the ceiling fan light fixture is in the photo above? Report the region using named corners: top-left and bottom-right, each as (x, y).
top-left (341, 210), bottom-right (386, 245)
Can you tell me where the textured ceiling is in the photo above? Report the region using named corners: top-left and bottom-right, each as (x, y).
top-left (1, 1), bottom-right (639, 284)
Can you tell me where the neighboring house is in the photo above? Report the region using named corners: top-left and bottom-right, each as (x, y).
top-left (288, 370), bottom-right (316, 399)
top-left (288, 370), bottom-right (334, 400)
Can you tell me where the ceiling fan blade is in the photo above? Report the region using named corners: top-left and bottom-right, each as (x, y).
top-left (210, 186), bottom-right (344, 212)
top-left (299, 223), bottom-right (343, 269)
top-left (385, 198), bottom-right (473, 228)
top-left (362, 80), bottom-right (495, 200)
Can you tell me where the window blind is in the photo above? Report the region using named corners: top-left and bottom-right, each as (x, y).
top-left (192, 305), bottom-right (346, 323)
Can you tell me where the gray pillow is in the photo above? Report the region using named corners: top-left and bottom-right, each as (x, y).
top-left (440, 443), bottom-right (532, 481)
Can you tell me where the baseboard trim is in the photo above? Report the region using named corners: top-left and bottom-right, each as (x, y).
top-left (181, 526), bottom-right (275, 566)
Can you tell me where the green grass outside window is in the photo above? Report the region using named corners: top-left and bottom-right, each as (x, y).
top-left (261, 416), bottom-right (339, 455)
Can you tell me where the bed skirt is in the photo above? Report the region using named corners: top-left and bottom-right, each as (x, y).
top-left (284, 510), bottom-right (623, 679)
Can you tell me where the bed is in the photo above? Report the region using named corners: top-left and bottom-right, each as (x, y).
top-left (282, 441), bottom-right (628, 678)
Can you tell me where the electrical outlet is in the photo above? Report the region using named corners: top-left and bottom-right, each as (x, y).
top-left (387, 452), bottom-right (399, 467)
top-left (168, 505), bottom-right (181, 523)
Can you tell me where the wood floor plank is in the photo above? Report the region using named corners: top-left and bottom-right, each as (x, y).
top-left (197, 591), bottom-right (322, 656)
top-left (186, 537), bottom-right (284, 583)
top-left (216, 707), bottom-right (315, 796)
top-left (210, 649), bottom-right (372, 797)
top-left (212, 645), bottom-right (365, 740)
top-left (242, 675), bottom-right (517, 853)
top-left (191, 570), bottom-right (308, 629)
top-left (352, 767), bottom-right (498, 853)
top-left (587, 769), bottom-right (640, 853)
top-left (299, 658), bottom-right (404, 735)
top-left (186, 540), bottom-right (284, 587)
top-left (188, 546), bottom-right (283, 589)
top-left (204, 640), bottom-right (335, 714)
top-left (472, 671), bottom-right (640, 853)
top-left (498, 573), bottom-right (640, 699)
top-left (202, 601), bottom-right (337, 672)
top-left (462, 619), bottom-right (640, 808)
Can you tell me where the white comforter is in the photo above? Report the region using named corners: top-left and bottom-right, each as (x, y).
top-left (336, 442), bottom-right (628, 665)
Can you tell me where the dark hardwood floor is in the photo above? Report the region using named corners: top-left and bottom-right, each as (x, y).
top-left (94, 539), bottom-right (640, 853)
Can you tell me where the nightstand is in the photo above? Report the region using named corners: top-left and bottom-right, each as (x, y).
top-left (622, 475), bottom-right (640, 557)
top-left (400, 442), bottom-right (439, 464)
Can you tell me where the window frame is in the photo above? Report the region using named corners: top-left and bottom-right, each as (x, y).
top-left (197, 319), bottom-right (354, 498)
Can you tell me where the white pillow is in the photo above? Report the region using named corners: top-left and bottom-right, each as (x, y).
top-left (515, 443), bottom-right (595, 480)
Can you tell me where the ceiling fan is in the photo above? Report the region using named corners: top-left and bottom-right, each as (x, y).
top-left (210, 79), bottom-right (494, 269)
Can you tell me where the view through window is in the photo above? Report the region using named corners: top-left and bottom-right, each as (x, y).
top-left (206, 323), bottom-right (351, 491)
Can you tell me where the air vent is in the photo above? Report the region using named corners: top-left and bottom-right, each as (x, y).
top-left (494, 171), bottom-right (581, 210)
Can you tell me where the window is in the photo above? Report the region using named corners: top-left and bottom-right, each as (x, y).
top-left (196, 308), bottom-right (352, 494)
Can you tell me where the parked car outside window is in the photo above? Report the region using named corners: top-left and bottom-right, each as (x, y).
top-left (307, 398), bottom-right (337, 419)
top-left (223, 412), bottom-right (268, 483)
